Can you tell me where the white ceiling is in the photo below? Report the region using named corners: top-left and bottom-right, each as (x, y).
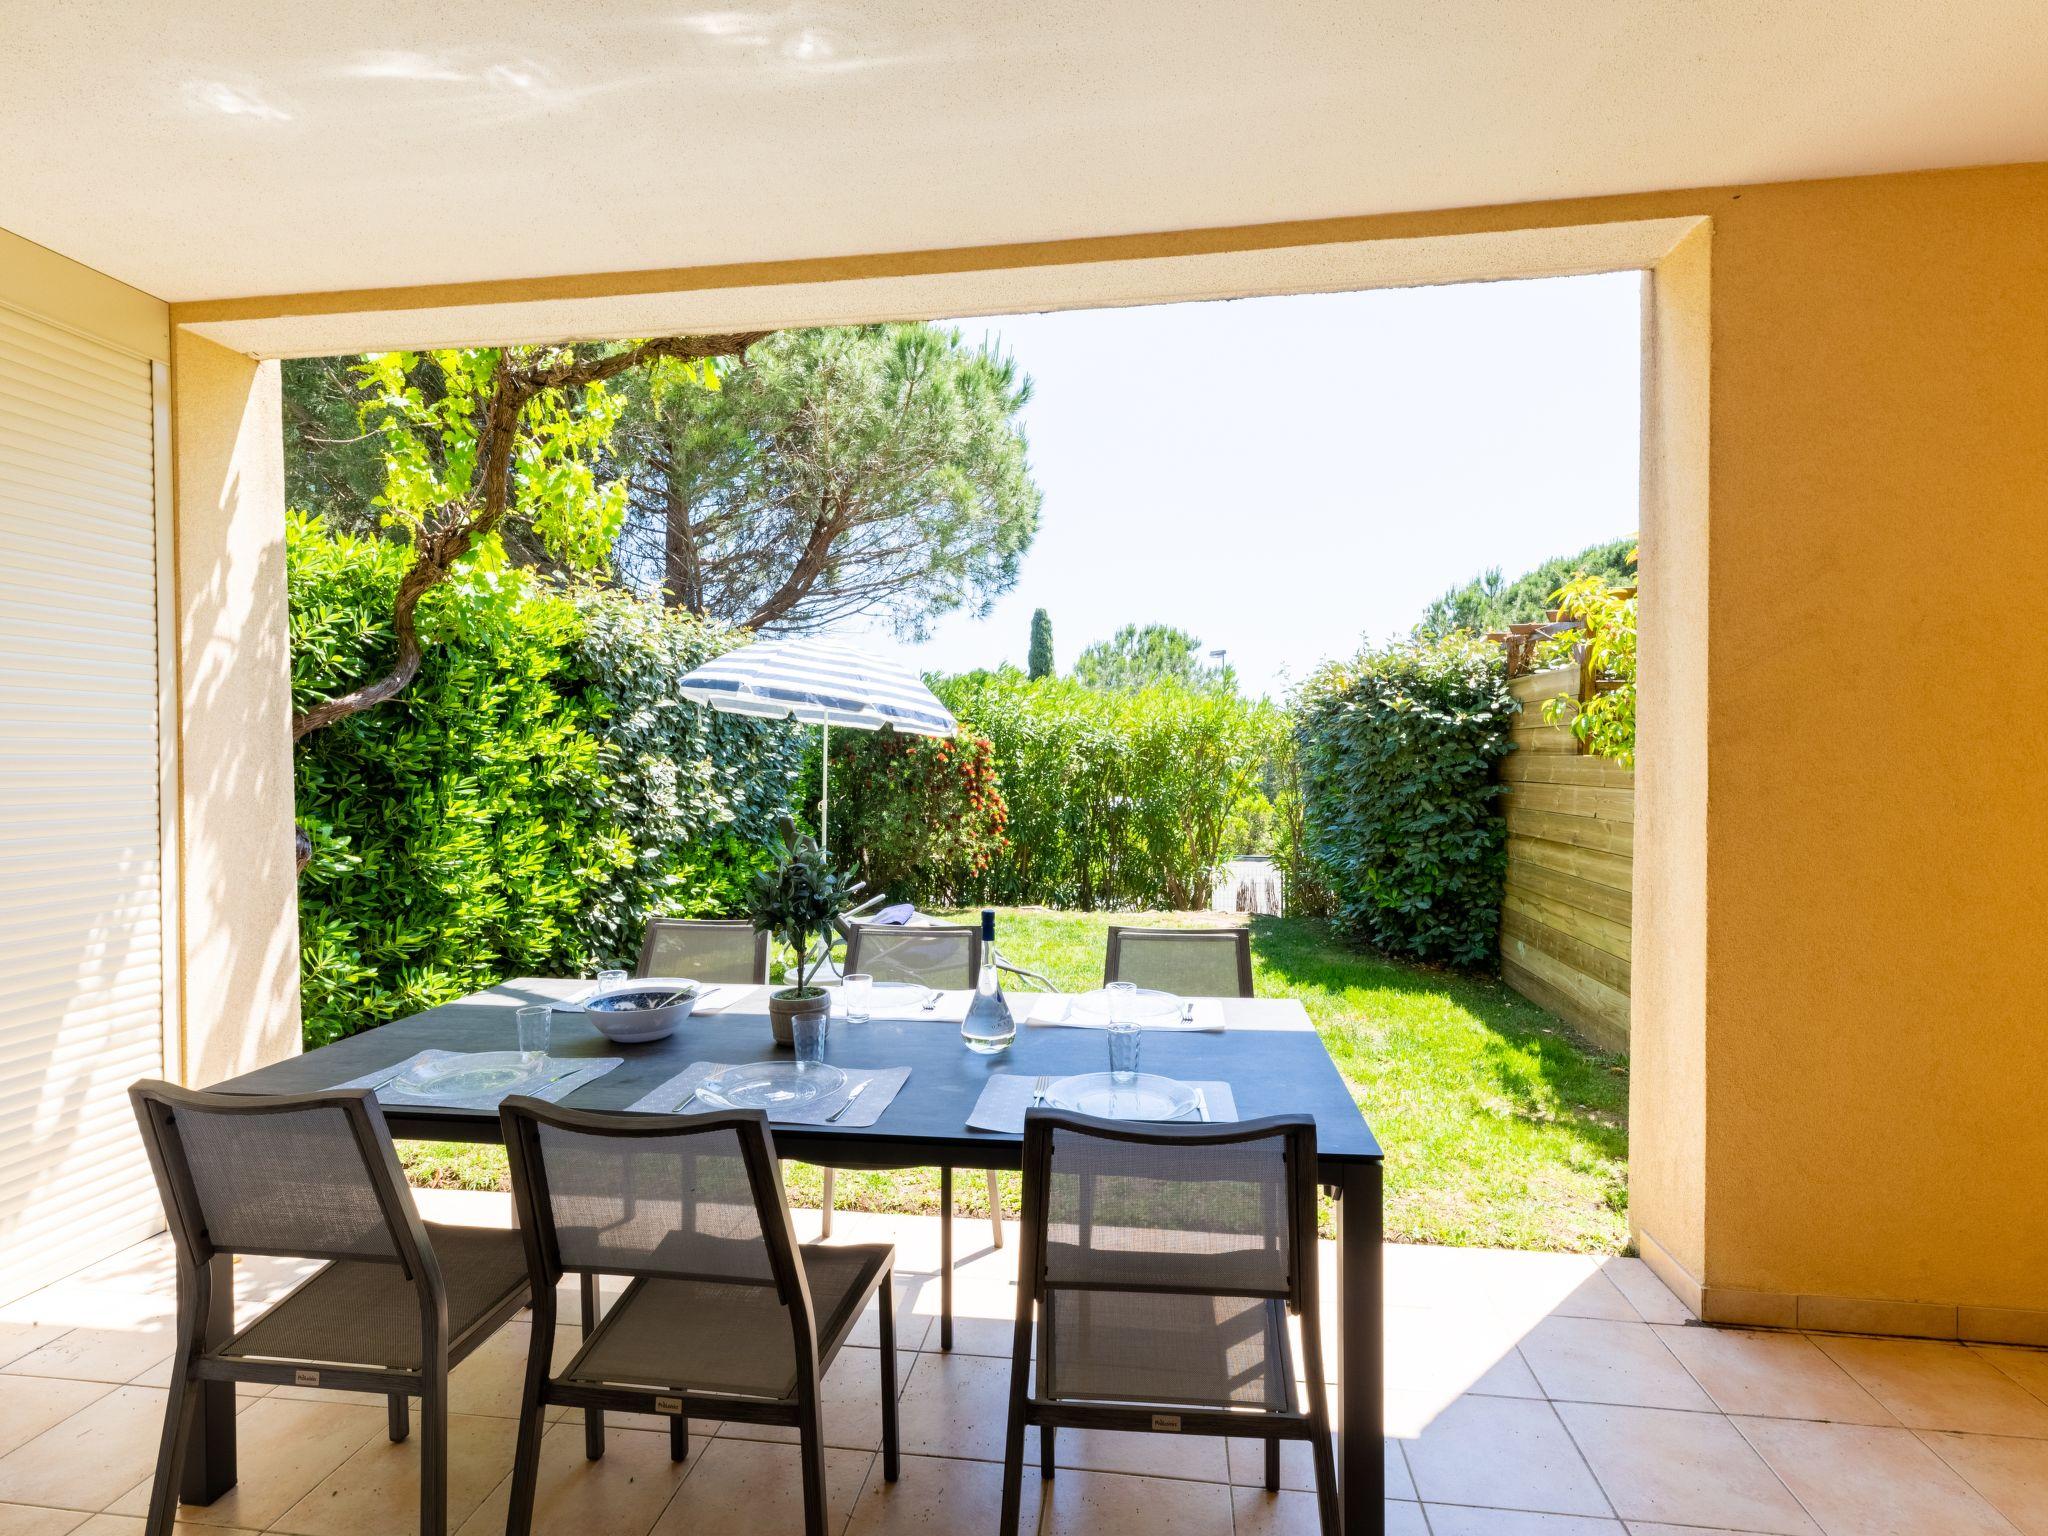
top-left (4, 1), bottom-right (2046, 304)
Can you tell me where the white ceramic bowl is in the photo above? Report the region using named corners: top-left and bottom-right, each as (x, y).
top-left (585, 980), bottom-right (697, 1043)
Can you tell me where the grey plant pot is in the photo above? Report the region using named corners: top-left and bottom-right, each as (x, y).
top-left (767, 987), bottom-right (830, 1047)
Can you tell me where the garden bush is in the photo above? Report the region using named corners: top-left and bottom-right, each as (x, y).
top-left (1294, 634), bottom-right (1515, 965)
top-left (935, 669), bottom-right (1282, 909)
top-left (809, 728), bottom-right (1008, 907)
top-left (290, 515), bottom-right (801, 1045)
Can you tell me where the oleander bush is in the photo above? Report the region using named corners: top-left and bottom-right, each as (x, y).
top-left (809, 728), bottom-right (1009, 907)
top-left (933, 669), bottom-right (1283, 910)
top-left (1294, 633), bottom-right (1515, 965)
top-left (290, 514), bottom-right (801, 1045)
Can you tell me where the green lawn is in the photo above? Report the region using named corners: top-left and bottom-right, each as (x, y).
top-left (400, 910), bottom-right (1630, 1253)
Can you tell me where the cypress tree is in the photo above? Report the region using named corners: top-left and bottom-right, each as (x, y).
top-left (1028, 608), bottom-right (1055, 680)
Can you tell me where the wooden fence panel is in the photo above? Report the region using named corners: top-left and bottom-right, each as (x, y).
top-left (1498, 667), bottom-right (1633, 1053)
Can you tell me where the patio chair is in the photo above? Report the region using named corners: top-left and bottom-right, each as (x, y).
top-left (127, 1081), bottom-right (530, 1536)
top-left (498, 1098), bottom-right (898, 1536)
top-left (635, 917), bottom-right (770, 983)
top-left (1104, 924), bottom-right (1254, 998)
top-left (998, 1109), bottom-right (1338, 1536)
top-left (830, 922), bottom-right (1004, 1320)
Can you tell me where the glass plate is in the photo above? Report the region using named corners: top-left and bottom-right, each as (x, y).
top-left (1043, 1071), bottom-right (1202, 1121)
top-left (382, 1052), bottom-right (557, 1103)
top-left (695, 1061), bottom-right (847, 1111)
top-left (1067, 987), bottom-right (1184, 1024)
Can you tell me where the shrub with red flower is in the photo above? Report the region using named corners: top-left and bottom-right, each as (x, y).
top-left (812, 727), bottom-right (1009, 905)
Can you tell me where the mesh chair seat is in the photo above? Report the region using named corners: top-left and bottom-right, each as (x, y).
top-left (559, 1242), bottom-right (889, 1400)
top-left (1044, 1288), bottom-right (1294, 1410)
top-left (221, 1223), bottom-right (529, 1370)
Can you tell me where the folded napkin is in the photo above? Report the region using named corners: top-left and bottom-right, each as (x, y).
top-left (624, 1061), bottom-right (910, 1128)
top-left (1022, 994), bottom-right (1226, 1032)
top-left (337, 1049), bottom-right (621, 1111)
top-left (965, 1073), bottom-right (1238, 1134)
top-left (833, 986), bottom-right (972, 1023)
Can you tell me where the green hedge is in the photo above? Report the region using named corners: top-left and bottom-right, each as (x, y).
top-left (934, 669), bottom-right (1281, 910)
top-left (809, 728), bottom-right (1009, 907)
top-left (1294, 634), bottom-right (1514, 965)
top-left (289, 515), bottom-right (800, 1045)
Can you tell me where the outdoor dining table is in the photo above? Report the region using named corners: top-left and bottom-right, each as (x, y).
top-left (202, 977), bottom-right (1387, 1532)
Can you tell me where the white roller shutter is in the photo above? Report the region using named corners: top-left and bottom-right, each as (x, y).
top-left (0, 303), bottom-right (171, 1302)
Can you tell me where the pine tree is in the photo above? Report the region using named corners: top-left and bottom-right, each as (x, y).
top-left (1028, 608), bottom-right (1055, 680)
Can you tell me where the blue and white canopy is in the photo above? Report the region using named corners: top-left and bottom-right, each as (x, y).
top-left (675, 635), bottom-right (955, 738)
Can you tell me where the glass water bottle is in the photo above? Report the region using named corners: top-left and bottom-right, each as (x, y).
top-left (961, 908), bottom-right (1016, 1053)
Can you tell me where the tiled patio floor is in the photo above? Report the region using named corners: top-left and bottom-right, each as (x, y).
top-left (4, 1191), bottom-right (2047, 1535)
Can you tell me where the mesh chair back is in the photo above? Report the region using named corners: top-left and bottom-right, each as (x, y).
top-left (845, 924), bottom-right (981, 989)
top-left (1105, 927), bottom-right (1253, 998)
top-left (506, 1103), bottom-right (795, 1294)
top-left (637, 919), bottom-right (768, 984)
top-left (1037, 1118), bottom-right (1298, 1298)
top-left (130, 1083), bottom-right (406, 1264)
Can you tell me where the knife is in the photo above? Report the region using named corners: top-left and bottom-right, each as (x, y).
top-left (826, 1078), bottom-right (875, 1122)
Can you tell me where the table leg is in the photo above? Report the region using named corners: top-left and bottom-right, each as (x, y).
top-left (179, 1254), bottom-right (237, 1503)
top-left (1337, 1162), bottom-right (1383, 1534)
top-left (939, 1166), bottom-right (954, 1352)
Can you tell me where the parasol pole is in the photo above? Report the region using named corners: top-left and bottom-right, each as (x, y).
top-left (820, 718), bottom-right (829, 855)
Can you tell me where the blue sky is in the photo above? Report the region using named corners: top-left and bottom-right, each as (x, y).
top-left (855, 270), bottom-right (1643, 699)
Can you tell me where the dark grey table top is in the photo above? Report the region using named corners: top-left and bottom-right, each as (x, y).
top-left (214, 977), bottom-right (1381, 1167)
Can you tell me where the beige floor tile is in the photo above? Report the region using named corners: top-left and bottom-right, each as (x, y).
top-left (1624, 1526), bottom-right (1792, 1535)
top-left (2, 1311), bottom-right (176, 1387)
top-left (1653, 1327), bottom-right (1897, 1425)
top-left (409, 1189), bottom-right (515, 1228)
top-left (0, 1505), bottom-right (92, 1536)
top-left (1478, 1251), bottom-right (1641, 1328)
top-left (1599, 1259), bottom-right (1696, 1326)
top-left (1814, 1336), bottom-right (2048, 1438)
top-left (1222, 1433), bottom-right (1374, 1494)
top-left (1385, 1306), bottom-right (1545, 1404)
top-left (1556, 1403), bottom-right (1817, 1535)
top-left (719, 1345), bottom-right (896, 1453)
top-left (647, 1435), bottom-right (868, 1536)
top-left (1043, 1424), bottom-right (1230, 1482)
top-left (843, 1452), bottom-right (1041, 1536)
top-left (67, 1519), bottom-right (263, 1536)
top-left (1735, 1415), bottom-right (2018, 1535)
top-left (1919, 1429), bottom-right (2048, 1535)
top-left (107, 1394), bottom-right (385, 1529)
top-left (0, 1323), bottom-right (74, 1373)
top-left (845, 1275), bottom-right (936, 1355)
top-left (1401, 1394), bottom-right (1610, 1518)
top-left (1520, 1318), bottom-right (1714, 1411)
top-left (269, 1411), bottom-right (522, 1536)
top-left (1425, 1507), bottom-right (1625, 1533)
top-left (1976, 1348), bottom-right (2048, 1408)
top-left (895, 1351), bottom-right (1035, 1463)
top-left (0, 1378), bottom-right (113, 1460)
top-left (454, 1422), bottom-right (694, 1536)
top-left (0, 1385), bottom-right (167, 1512)
top-left (443, 1320), bottom-right (549, 1421)
top-left (1229, 1487), bottom-right (1428, 1535)
top-left (1039, 1468), bottom-right (1233, 1536)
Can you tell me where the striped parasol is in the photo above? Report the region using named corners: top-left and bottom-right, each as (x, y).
top-left (675, 635), bottom-right (956, 851)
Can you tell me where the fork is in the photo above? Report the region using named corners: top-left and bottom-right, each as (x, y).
top-left (920, 988), bottom-right (943, 1011)
top-left (1029, 1074), bottom-right (1050, 1108)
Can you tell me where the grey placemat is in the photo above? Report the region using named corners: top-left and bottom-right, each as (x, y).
top-left (338, 1049), bottom-right (622, 1110)
top-left (1022, 993), bottom-right (1226, 1032)
top-left (965, 1074), bottom-right (1238, 1133)
top-left (625, 1061), bottom-right (911, 1127)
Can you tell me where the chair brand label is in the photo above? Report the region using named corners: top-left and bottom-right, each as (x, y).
top-left (655, 1396), bottom-right (683, 1416)
top-left (294, 1369), bottom-right (320, 1387)
top-left (1151, 1413), bottom-right (1182, 1432)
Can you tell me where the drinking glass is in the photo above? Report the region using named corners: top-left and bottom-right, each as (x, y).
top-left (594, 968), bottom-right (628, 997)
top-left (792, 1010), bottom-right (828, 1069)
top-left (1105, 981), bottom-right (1140, 1083)
top-left (844, 972), bottom-right (874, 1023)
top-left (515, 1004), bottom-right (551, 1066)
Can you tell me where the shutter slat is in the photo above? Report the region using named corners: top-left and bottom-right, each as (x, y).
top-left (0, 303), bottom-right (167, 1303)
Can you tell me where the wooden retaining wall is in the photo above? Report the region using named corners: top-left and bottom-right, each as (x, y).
top-left (1498, 663), bottom-right (1633, 1054)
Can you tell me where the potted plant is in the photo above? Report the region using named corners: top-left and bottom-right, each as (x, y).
top-left (745, 816), bottom-right (854, 1046)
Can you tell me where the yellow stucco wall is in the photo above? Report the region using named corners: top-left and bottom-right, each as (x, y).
top-left (167, 331), bottom-right (301, 1084)
top-left (1689, 166), bottom-right (2048, 1314)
